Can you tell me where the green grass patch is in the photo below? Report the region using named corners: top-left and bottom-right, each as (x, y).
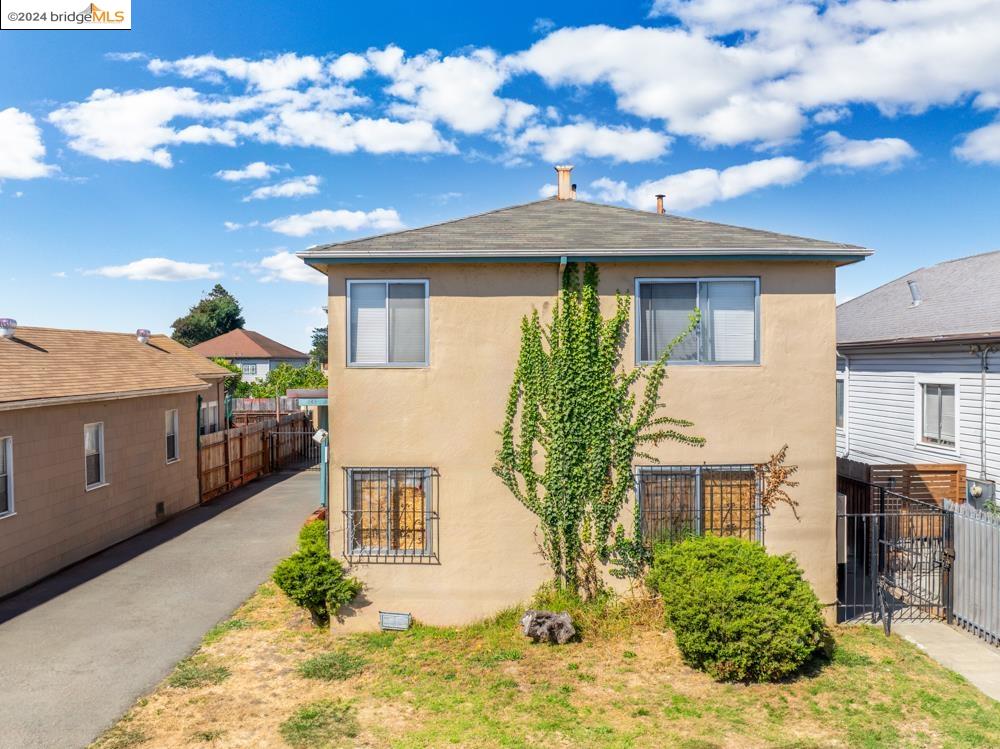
top-left (297, 651), bottom-right (366, 681)
top-left (191, 729), bottom-right (225, 742)
top-left (167, 656), bottom-right (231, 688)
top-left (202, 618), bottom-right (251, 646)
top-left (279, 700), bottom-right (359, 748)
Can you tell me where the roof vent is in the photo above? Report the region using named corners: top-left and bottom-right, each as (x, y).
top-left (655, 194), bottom-right (666, 215)
top-left (554, 165), bottom-right (574, 200)
top-left (0, 318), bottom-right (16, 339)
top-left (136, 328), bottom-right (151, 344)
top-left (907, 280), bottom-right (922, 307)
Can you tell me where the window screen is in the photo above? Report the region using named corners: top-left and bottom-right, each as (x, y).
top-left (922, 383), bottom-right (956, 446)
top-left (638, 279), bottom-right (758, 364)
top-left (349, 281), bottom-right (427, 365)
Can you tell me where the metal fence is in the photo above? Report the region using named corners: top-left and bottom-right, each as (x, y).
top-left (636, 465), bottom-right (763, 545)
top-left (946, 500), bottom-right (1000, 646)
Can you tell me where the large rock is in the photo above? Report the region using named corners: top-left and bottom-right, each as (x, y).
top-left (520, 610), bottom-right (576, 644)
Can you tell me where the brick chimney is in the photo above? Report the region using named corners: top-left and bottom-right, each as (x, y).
top-left (555, 165), bottom-right (574, 200)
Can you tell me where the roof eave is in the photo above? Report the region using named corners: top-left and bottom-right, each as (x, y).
top-left (299, 248), bottom-right (872, 266)
top-left (0, 382), bottom-right (211, 412)
top-left (838, 331), bottom-right (1000, 349)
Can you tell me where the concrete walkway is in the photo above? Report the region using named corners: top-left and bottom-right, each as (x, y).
top-left (0, 471), bottom-right (319, 749)
top-left (894, 621), bottom-right (1000, 701)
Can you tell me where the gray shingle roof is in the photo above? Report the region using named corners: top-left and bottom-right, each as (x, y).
top-left (299, 198), bottom-right (869, 263)
top-left (838, 250), bottom-right (1000, 346)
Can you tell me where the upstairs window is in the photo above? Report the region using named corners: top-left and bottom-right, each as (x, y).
top-left (920, 383), bottom-right (956, 447)
top-left (165, 409), bottom-right (179, 463)
top-left (348, 280), bottom-right (428, 366)
top-left (0, 437), bottom-right (12, 517)
top-left (84, 422), bottom-right (105, 488)
top-left (637, 278), bottom-right (759, 365)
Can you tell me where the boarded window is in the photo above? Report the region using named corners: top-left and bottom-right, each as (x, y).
top-left (347, 468), bottom-right (431, 555)
top-left (637, 465), bottom-right (759, 544)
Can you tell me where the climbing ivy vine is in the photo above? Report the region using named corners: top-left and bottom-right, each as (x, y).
top-left (493, 262), bottom-right (704, 597)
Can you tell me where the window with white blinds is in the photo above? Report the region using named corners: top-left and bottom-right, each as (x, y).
top-left (637, 278), bottom-right (759, 364)
top-left (921, 383), bottom-right (956, 447)
top-left (348, 280), bottom-right (428, 366)
top-left (84, 422), bottom-right (105, 488)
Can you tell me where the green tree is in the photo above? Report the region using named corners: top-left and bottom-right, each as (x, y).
top-left (171, 284), bottom-right (246, 347)
top-left (310, 326), bottom-right (328, 366)
top-left (493, 263), bottom-right (703, 597)
top-left (249, 362), bottom-right (328, 398)
top-left (211, 357), bottom-right (251, 397)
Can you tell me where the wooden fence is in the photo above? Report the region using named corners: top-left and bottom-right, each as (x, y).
top-left (945, 499), bottom-right (1000, 647)
top-left (198, 411), bottom-right (310, 502)
top-left (837, 457), bottom-right (966, 505)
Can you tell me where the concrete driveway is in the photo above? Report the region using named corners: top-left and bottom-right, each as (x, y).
top-left (0, 470), bottom-right (319, 749)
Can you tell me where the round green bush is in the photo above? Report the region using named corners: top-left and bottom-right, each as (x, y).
top-left (272, 521), bottom-right (362, 626)
top-left (647, 536), bottom-right (828, 682)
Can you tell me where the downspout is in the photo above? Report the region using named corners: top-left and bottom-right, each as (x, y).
top-left (979, 347), bottom-right (990, 480)
top-left (836, 350), bottom-right (850, 458)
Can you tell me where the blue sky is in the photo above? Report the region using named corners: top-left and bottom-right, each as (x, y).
top-left (2, 0), bottom-right (1000, 350)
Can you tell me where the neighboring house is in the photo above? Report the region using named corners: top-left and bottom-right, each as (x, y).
top-left (0, 322), bottom-right (231, 597)
top-left (298, 166), bottom-right (871, 628)
top-left (191, 328), bottom-right (309, 383)
top-left (837, 251), bottom-right (1000, 502)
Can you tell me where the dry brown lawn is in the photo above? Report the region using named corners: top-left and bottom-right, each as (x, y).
top-left (90, 583), bottom-right (1000, 749)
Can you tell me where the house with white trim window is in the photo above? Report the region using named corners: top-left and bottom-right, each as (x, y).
top-left (837, 250), bottom-right (1000, 504)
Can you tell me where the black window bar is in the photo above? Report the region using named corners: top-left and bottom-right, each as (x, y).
top-left (342, 467), bottom-right (440, 563)
top-left (636, 464), bottom-right (764, 546)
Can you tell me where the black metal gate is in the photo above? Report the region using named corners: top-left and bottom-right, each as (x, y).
top-left (269, 430), bottom-right (321, 471)
top-left (837, 476), bottom-right (953, 630)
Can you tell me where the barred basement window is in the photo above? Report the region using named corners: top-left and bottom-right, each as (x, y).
top-left (636, 465), bottom-right (763, 545)
top-left (343, 468), bottom-right (439, 562)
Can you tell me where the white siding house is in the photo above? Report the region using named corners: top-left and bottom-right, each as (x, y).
top-left (837, 251), bottom-right (1000, 501)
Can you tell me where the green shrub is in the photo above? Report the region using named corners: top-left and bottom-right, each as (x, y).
top-left (298, 651), bottom-right (366, 681)
top-left (272, 521), bottom-right (362, 627)
top-left (648, 536), bottom-right (828, 682)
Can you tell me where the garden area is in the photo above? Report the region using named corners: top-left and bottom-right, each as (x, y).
top-left (92, 571), bottom-right (1000, 749)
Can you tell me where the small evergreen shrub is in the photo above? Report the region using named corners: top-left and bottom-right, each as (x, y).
top-left (272, 521), bottom-right (362, 626)
top-left (648, 536), bottom-right (828, 682)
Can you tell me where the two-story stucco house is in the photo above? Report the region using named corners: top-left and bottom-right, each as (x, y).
top-left (299, 167), bottom-right (871, 627)
top-left (837, 251), bottom-right (1000, 505)
top-left (0, 322), bottom-right (230, 597)
top-left (192, 328), bottom-right (310, 384)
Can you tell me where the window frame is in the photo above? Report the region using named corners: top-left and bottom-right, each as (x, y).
top-left (836, 373), bottom-right (846, 432)
top-left (634, 277), bottom-right (761, 366)
top-left (346, 279), bottom-right (430, 368)
top-left (84, 422), bottom-right (107, 490)
top-left (0, 436), bottom-right (13, 519)
top-left (240, 362), bottom-right (257, 376)
top-left (344, 467), bottom-right (435, 558)
top-left (914, 376), bottom-right (960, 454)
top-left (165, 408), bottom-right (180, 464)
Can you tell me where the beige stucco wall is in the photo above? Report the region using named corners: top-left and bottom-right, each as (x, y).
top-left (325, 261), bottom-right (838, 628)
top-left (0, 391), bottom-right (202, 597)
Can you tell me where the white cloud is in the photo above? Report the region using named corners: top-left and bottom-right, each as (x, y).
top-left (215, 161), bottom-right (281, 180)
top-left (264, 208), bottom-right (404, 237)
top-left (329, 53), bottom-right (369, 81)
top-left (223, 221), bottom-right (243, 231)
top-left (48, 87), bottom-right (238, 167)
top-left (955, 120), bottom-right (1000, 164)
top-left (85, 257), bottom-right (222, 281)
top-left (508, 122), bottom-right (671, 163)
top-left (813, 106), bottom-right (850, 124)
top-left (819, 131), bottom-right (917, 169)
top-left (596, 156), bottom-right (811, 211)
top-left (254, 250), bottom-right (326, 285)
top-left (52, 271), bottom-right (67, 278)
top-left (244, 175), bottom-right (321, 201)
top-left (0, 108), bottom-right (55, 180)
top-left (148, 53), bottom-right (326, 91)
top-left (538, 183), bottom-right (558, 198)
top-left (105, 51), bottom-right (147, 62)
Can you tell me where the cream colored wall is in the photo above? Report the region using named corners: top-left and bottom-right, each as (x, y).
top-left (325, 261), bottom-right (838, 628)
top-left (0, 391), bottom-right (202, 597)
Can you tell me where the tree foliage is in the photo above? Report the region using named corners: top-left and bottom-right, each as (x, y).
top-left (310, 326), bottom-right (328, 366)
top-left (248, 362), bottom-right (328, 398)
top-left (211, 357), bottom-right (248, 397)
top-left (493, 262), bottom-right (703, 596)
top-left (171, 284), bottom-right (245, 347)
